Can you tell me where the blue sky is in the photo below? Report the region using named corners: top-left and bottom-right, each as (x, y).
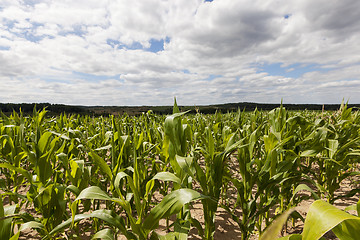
top-left (1, 0), bottom-right (360, 106)
top-left (257, 63), bottom-right (332, 79)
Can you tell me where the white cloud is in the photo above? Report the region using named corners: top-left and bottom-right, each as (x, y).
top-left (0, 0), bottom-right (360, 105)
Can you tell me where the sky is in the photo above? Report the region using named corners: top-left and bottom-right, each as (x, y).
top-left (1, 0), bottom-right (360, 106)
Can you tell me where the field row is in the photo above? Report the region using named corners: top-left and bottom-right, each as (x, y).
top-left (1, 102), bottom-right (360, 239)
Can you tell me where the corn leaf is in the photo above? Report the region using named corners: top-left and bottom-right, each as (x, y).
top-left (50, 210), bottom-right (128, 237)
top-left (92, 228), bottom-right (114, 240)
top-left (143, 189), bottom-right (206, 230)
top-left (260, 208), bottom-right (295, 240)
top-left (89, 151), bottom-right (113, 180)
top-left (152, 172), bottom-right (181, 184)
top-left (302, 200), bottom-right (360, 240)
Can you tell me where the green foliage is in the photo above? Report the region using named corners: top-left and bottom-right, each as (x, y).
top-left (0, 103), bottom-right (359, 239)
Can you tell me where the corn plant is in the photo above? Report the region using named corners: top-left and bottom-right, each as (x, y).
top-left (299, 103), bottom-right (360, 203)
top-left (1, 102), bottom-right (360, 239)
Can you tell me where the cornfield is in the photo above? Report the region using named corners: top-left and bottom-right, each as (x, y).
top-left (1, 101), bottom-right (360, 240)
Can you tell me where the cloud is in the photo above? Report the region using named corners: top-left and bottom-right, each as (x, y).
top-left (0, 0), bottom-right (360, 105)
top-left (173, 0), bottom-right (283, 58)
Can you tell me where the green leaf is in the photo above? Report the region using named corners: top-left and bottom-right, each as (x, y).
top-left (207, 128), bottom-right (215, 159)
top-left (95, 144), bottom-right (112, 151)
top-left (38, 132), bottom-right (53, 153)
top-left (175, 155), bottom-right (195, 181)
top-left (260, 208), bottom-right (295, 240)
top-left (0, 198), bottom-right (5, 238)
top-left (75, 186), bottom-right (112, 202)
top-left (164, 111), bottom-right (189, 157)
top-left (302, 200), bottom-right (360, 240)
top-left (277, 234), bottom-right (302, 240)
top-left (19, 221), bottom-right (45, 231)
top-left (113, 171), bottom-right (142, 217)
top-left (333, 219), bottom-right (360, 240)
top-left (300, 150), bottom-right (318, 157)
top-left (173, 220), bottom-right (191, 240)
top-left (152, 172), bottom-right (181, 185)
top-left (189, 217), bottom-right (204, 238)
top-left (143, 189), bottom-right (206, 230)
top-left (66, 185), bottom-right (80, 196)
top-left (291, 184), bottom-right (320, 202)
top-left (89, 151), bottom-right (113, 180)
top-left (50, 210), bottom-right (128, 237)
top-left (173, 98), bottom-right (180, 114)
top-left (0, 163), bottom-right (32, 184)
top-left (114, 171), bottom-right (129, 193)
top-left (9, 231), bottom-right (20, 240)
top-left (92, 228), bottom-right (114, 240)
top-left (49, 131), bottom-right (70, 140)
top-left (0, 202), bottom-right (17, 240)
top-left (150, 231), bottom-right (176, 240)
